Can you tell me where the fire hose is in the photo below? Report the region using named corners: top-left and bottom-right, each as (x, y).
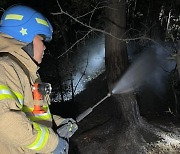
top-left (76, 92), bottom-right (112, 122)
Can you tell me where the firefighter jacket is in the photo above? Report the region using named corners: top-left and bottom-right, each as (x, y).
top-left (0, 33), bottom-right (63, 154)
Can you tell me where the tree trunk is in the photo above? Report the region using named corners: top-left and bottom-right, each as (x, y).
top-left (105, 0), bottom-right (128, 90)
top-left (105, 0), bottom-right (143, 125)
top-left (114, 93), bottom-right (142, 125)
top-left (176, 42), bottom-right (180, 78)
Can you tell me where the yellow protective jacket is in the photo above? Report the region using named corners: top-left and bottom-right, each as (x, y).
top-left (0, 33), bottom-right (63, 154)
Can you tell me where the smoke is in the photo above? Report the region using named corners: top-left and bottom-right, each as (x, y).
top-left (144, 45), bottom-right (175, 94)
top-left (71, 35), bottom-right (105, 94)
top-left (112, 45), bottom-right (176, 94)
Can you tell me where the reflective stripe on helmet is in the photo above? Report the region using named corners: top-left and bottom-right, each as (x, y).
top-left (22, 105), bottom-right (52, 121)
top-left (35, 18), bottom-right (49, 27)
top-left (0, 84), bottom-right (23, 108)
top-left (5, 14), bottom-right (23, 20)
top-left (26, 122), bottom-right (49, 151)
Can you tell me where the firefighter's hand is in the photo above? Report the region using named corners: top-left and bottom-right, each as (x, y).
top-left (57, 118), bottom-right (78, 139)
top-left (53, 137), bottom-right (69, 154)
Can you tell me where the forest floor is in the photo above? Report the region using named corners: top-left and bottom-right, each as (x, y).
top-left (50, 72), bottom-right (180, 154)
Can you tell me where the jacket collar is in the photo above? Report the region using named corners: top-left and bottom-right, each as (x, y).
top-left (0, 33), bottom-right (39, 81)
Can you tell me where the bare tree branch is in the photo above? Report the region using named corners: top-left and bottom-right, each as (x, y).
top-left (73, 50), bottom-right (89, 94)
top-left (0, 7), bottom-right (5, 12)
top-left (53, 0), bottom-right (165, 58)
top-left (57, 29), bottom-right (93, 58)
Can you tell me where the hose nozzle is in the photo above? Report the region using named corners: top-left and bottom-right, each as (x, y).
top-left (107, 92), bottom-right (112, 97)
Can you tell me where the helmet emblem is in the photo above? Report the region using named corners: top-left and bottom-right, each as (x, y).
top-left (20, 27), bottom-right (28, 36)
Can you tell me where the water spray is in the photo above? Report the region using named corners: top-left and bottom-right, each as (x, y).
top-left (112, 50), bottom-right (158, 94)
top-left (76, 92), bottom-right (112, 122)
top-left (76, 50), bottom-right (158, 122)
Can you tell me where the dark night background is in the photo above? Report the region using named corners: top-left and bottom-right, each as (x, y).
top-left (1, 0), bottom-right (180, 153)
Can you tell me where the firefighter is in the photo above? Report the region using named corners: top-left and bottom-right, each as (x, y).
top-left (0, 4), bottom-right (78, 154)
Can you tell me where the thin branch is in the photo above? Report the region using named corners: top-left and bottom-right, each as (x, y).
top-left (56, 0), bottom-right (63, 13)
top-left (53, 1), bottom-right (154, 41)
top-left (53, 0), bottom-right (168, 58)
top-left (73, 51), bottom-right (89, 94)
top-left (57, 29), bottom-right (93, 58)
top-left (0, 7), bottom-right (5, 12)
top-left (88, 3), bottom-right (98, 26)
top-left (77, 6), bottom-right (114, 19)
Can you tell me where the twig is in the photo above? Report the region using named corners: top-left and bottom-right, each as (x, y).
top-left (0, 7), bottom-right (5, 12)
top-left (73, 50), bottom-right (89, 94)
top-left (57, 29), bottom-right (93, 58)
top-left (53, 0), bottom-right (168, 59)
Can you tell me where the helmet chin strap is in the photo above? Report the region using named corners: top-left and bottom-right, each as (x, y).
top-left (22, 42), bottom-right (34, 58)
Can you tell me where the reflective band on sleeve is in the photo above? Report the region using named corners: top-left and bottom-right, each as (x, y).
top-left (22, 106), bottom-right (34, 112)
top-left (27, 112), bottom-right (52, 121)
top-left (22, 106), bottom-right (52, 121)
top-left (5, 14), bottom-right (23, 20)
top-left (14, 91), bottom-right (24, 106)
top-left (0, 84), bottom-right (24, 108)
top-left (35, 18), bottom-right (49, 27)
top-left (26, 122), bottom-right (49, 151)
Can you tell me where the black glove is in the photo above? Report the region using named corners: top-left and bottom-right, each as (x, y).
top-left (57, 118), bottom-right (78, 139)
top-left (53, 137), bottom-right (69, 154)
